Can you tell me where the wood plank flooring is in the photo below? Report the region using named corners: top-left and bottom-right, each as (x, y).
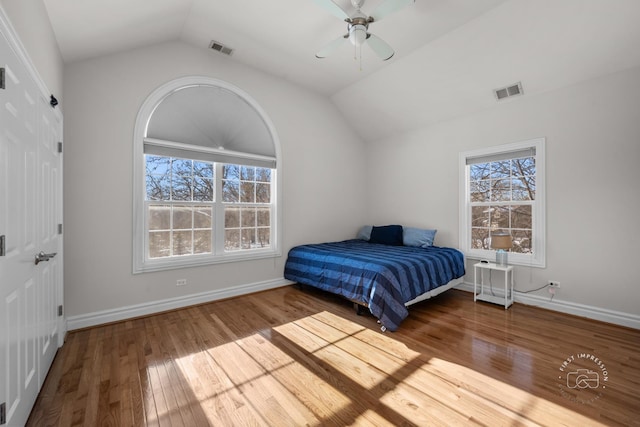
top-left (28, 286), bottom-right (640, 426)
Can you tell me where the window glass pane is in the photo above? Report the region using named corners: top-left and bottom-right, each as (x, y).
top-left (256, 168), bottom-right (271, 182)
top-left (471, 206), bottom-right (489, 228)
top-left (194, 207), bottom-right (212, 228)
top-left (512, 176), bottom-right (535, 201)
top-left (511, 205), bottom-right (532, 229)
top-left (257, 228), bottom-right (270, 248)
top-left (194, 161), bottom-right (213, 178)
top-left (146, 155), bottom-right (171, 173)
top-left (490, 206), bottom-right (510, 229)
top-left (256, 183), bottom-right (270, 203)
top-left (241, 228), bottom-right (255, 249)
top-left (257, 208), bottom-right (270, 227)
top-left (470, 163), bottom-right (490, 181)
top-left (149, 231), bottom-right (170, 258)
top-left (512, 230), bottom-right (532, 253)
top-left (172, 206), bottom-right (193, 230)
top-left (512, 157), bottom-right (535, 176)
top-left (223, 164), bottom-right (240, 180)
top-left (148, 205), bottom-right (170, 230)
top-left (470, 180), bottom-right (489, 202)
top-left (222, 180), bottom-right (239, 202)
top-left (225, 229), bottom-right (240, 251)
top-left (172, 159), bottom-right (192, 176)
top-left (490, 179), bottom-right (511, 202)
top-left (173, 230), bottom-right (193, 256)
top-left (241, 182), bottom-right (255, 203)
top-left (471, 228), bottom-right (490, 250)
top-left (194, 230), bottom-right (211, 254)
top-left (241, 166), bottom-right (255, 181)
top-left (241, 207), bottom-right (256, 227)
top-left (193, 177), bottom-right (213, 201)
top-left (146, 175), bottom-right (171, 201)
top-left (490, 160), bottom-right (510, 179)
top-left (225, 207), bottom-right (240, 228)
top-left (172, 178), bottom-right (192, 201)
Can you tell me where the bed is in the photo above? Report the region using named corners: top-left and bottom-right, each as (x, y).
top-left (284, 237), bottom-right (465, 332)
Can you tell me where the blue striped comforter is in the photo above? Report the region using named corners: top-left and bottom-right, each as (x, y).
top-left (284, 240), bottom-right (465, 331)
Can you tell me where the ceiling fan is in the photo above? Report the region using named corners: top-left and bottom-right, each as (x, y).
top-left (313, 0), bottom-right (415, 62)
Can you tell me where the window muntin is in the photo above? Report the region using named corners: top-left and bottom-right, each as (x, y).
top-left (144, 156), bottom-right (273, 261)
top-left (460, 139), bottom-right (545, 267)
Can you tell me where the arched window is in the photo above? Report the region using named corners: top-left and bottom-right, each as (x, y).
top-left (133, 77), bottom-right (281, 273)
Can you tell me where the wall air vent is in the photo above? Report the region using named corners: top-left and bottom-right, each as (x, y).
top-left (494, 82), bottom-right (523, 101)
top-left (209, 40), bottom-right (234, 56)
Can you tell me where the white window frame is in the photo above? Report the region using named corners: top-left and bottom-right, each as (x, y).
top-left (133, 77), bottom-right (282, 274)
top-left (459, 138), bottom-right (546, 267)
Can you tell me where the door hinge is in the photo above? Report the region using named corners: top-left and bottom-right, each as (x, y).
top-left (58, 223), bottom-right (63, 235)
top-left (0, 67), bottom-right (5, 90)
top-left (57, 141), bottom-right (63, 153)
top-left (0, 235), bottom-right (5, 257)
top-left (0, 401), bottom-right (6, 425)
top-left (58, 305), bottom-right (63, 317)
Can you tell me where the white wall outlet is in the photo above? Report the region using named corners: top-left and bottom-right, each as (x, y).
top-left (548, 280), bottom-right (560, 288)
top-left (176, 279), bottom-right (187, 286)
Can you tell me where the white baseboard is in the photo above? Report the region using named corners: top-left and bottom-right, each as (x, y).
top-left (67, 279), bottom-right (640, 331)
top-left (456, 282), bottom-right (640, 330)
top-left (66, 278), bottom-right (294, 330)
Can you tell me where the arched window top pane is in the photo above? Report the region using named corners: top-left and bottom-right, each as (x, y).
top-left (146, 85), bottom-right (275, 159)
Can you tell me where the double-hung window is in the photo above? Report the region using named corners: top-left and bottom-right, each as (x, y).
top-left (144, 154), bottom-right (275, 261)
top-left (459, 138), bottom-right (545, 267)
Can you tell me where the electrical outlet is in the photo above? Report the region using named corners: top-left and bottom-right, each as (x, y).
top-left (176, 279), bottom-right (187, 286)
top-left (548, 280), bottom-right (560, 288)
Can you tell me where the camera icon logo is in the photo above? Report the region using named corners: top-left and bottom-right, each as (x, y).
top-left (567, 369), bottom-right (600, 389)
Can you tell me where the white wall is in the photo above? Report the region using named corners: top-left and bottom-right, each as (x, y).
top-left (366, 66), bottom-right (640, 317)
top-left (0, 0), bottom-right (63, 104)
top-left (63, 41), bottom-right (366, 318)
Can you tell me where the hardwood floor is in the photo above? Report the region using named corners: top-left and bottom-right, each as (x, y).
top-left (28, 286), bottom-right (640, 426)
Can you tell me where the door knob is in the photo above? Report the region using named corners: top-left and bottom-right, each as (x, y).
top-left (35, 251), bottom-right (57, 265)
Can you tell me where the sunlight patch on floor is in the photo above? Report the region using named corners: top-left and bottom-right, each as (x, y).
top-left (157, 309), bottom-right (608, 426)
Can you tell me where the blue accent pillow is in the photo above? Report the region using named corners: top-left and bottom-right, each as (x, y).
top-left (369, 225), bottom-right (404, 246)
top-left (356, 225), bottom-right (373, 241)
top-left (403, 227), bottom-right (437, 248)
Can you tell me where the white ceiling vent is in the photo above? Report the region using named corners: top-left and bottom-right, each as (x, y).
top-left (209, 40), bottom-right (233, 56)
top-left (494, 82), bottom-right (523, 101)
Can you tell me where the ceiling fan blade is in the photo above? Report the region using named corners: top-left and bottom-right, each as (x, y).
top-left (366, 34), bottom-right (395, 60)
top-left (311, 0), bottom-right (350, 21)
top-left (316, 35), bottom-right (348, 58)
top-left (369, 0), bottom-right (415, 21)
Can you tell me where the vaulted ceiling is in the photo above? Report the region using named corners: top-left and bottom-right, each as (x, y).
top-left (42, 0), bottom-right (640, 141)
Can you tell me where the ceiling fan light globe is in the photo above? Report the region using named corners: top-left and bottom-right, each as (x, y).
top-left (349, 24), bottom-right (367, 46)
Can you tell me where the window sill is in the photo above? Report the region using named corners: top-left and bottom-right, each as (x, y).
top-left (133, 248), bottom-right (281, 274)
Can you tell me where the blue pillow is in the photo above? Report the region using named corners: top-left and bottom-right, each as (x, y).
top-left (356, 225), bottom-right (372, 241)
top-left (403, 227), bottom-right (437, 248)
top-left (369, 225), bottom-right (404, 246)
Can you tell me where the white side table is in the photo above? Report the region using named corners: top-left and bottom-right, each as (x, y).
top-left (473, 262), bottom-right (514, 309)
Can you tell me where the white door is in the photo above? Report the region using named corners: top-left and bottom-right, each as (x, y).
top-left (0, 26), bottom-right (63, 426)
